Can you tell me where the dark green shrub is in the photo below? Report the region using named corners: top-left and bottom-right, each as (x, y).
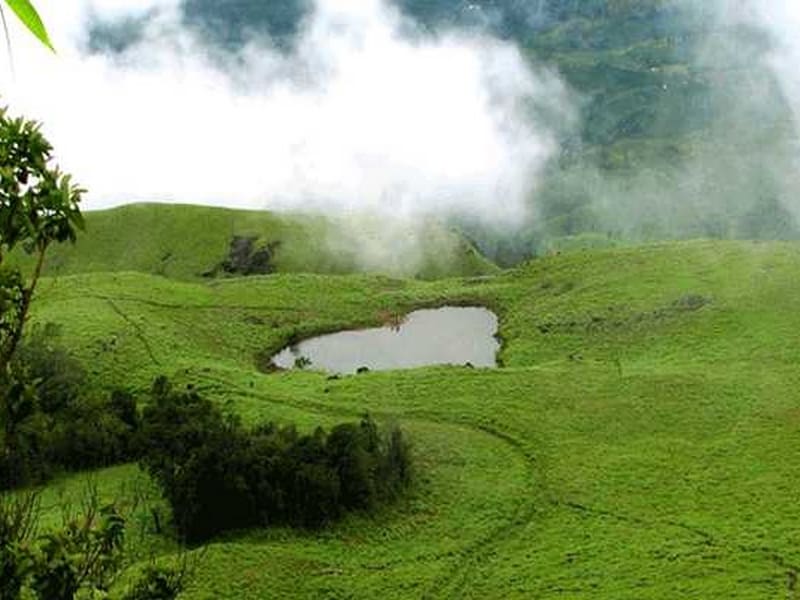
top-left (122, 565), bottom-right (185, 600)
top-left (1, 492), bottom-right (191, 599)
top-left (139, 378), bottom-right (413, 542)
top-left (28, 503), bottom-right (126, 600)
top-left (382, 425), bottom-right (413, 497)
top-left (0, 493), bottom-right (38, 600)
top-left (47, 400), bottom-right (133, 470)
top-left (0, 394), bottom-right (53, 488)
top-left (138, 383), bottom-right (257, 541)
top-left (13, 323), bottom-right (86, 414)
top-left (110, 389), bottom-right (139, 431)
top-left (326, 422), bottom-right (377, 510)
top-left (0, 327), bottom-right (140, 490)
top-left (0, 541), bottom-right (25, 600)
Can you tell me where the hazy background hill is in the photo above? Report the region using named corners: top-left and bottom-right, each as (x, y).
top-left (11, 204), bottom-right (496, 280)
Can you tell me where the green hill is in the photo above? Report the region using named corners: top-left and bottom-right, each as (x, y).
top-left (14, 203), bottom-right (497, 281)
top-left (25, 239), bottom-right (800, 598)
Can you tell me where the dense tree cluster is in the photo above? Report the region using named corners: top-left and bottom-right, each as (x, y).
top-left (139, 377), bottom-right (413, 543)
top-left (1, 336), bottom-right (415, 544)
top-left (0, 325), bottom-right (139, 490)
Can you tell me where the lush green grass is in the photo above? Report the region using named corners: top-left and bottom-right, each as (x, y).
top-left (12, 203), bottom-right (497, 281)
top-left (18, 239), bottom-right (800, 598)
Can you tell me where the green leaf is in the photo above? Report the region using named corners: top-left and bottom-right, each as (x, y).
top-left (3, 0), bottom-right (53, 52)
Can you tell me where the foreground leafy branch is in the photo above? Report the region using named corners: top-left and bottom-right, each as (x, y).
top-left (0, 491), bottom-right (189, 599)
top-left (0, 107), bottom-right (84, 371)
top-left (0, 0), bottom-right (53, 51)
top-left (0, 110), bottom-right (88, 491)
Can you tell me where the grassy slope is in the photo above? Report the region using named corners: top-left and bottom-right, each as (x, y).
top-left (26, 240), bottom-right (800, 598)
top-left (14, 203), bottom-right (497, 280)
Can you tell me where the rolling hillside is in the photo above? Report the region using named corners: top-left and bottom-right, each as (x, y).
top-left (10, 4), bottom-right (800, 597)
top-left (26, 239), bottom-right (800, 598)
top-left (13, 203), bottom-right (497, 281)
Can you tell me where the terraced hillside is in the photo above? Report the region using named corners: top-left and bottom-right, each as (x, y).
top-left (12, 204), bottom-right (496, 280)
top-left (28, 240), bottom-right (800, 598)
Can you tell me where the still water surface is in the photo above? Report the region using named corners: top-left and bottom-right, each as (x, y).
top-left (271, 306), bottom-right (499, 374)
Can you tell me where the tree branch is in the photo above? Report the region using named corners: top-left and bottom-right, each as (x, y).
top-left (2, 241), bottom-right (47, 366)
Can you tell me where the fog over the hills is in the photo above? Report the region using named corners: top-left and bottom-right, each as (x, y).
top-left (0, 0), bottom-right (571, 229)
top-left (743, 2), bottom-right (800, 129)
top-left (527, 0), bottom-right (800, 245)
top-left (2, 1), bottom-right (800, 262)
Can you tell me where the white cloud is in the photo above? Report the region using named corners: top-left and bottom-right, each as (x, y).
top-left (751, 3), bottom-right (800, 127)
top-left (0, 0), bottom-right (570, 228)
top-left (712, 1), bottom-right (800, 127)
